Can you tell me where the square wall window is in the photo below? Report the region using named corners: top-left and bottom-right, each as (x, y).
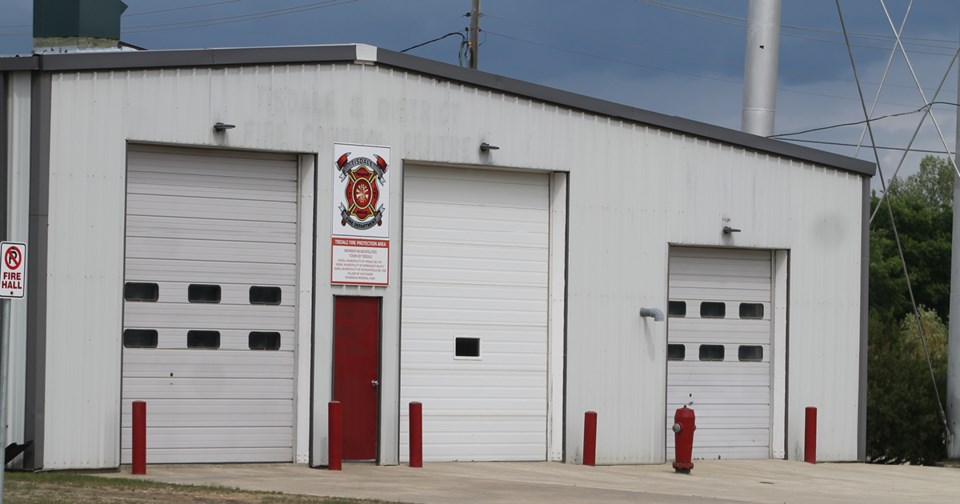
top-left (455, 337), bottom-right (481, 359)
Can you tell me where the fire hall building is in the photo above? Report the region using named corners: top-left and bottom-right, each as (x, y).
top-left (1, 43), bottom-right (873, 469)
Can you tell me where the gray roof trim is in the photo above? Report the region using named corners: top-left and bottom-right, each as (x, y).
top-left (0, 44), bottom-right (875, 176)
top-left (0, 45), bottom-right (359, 72)
top-left (0, 56), bottom-right (39, 71)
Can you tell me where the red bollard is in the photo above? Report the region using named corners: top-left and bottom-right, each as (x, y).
top-left (804, 407), bottom-right (817, 464)
top-left (410, 402), bottom-right (422, 468)
top-left (672, 405), bottom-right (696, 474)
top-left (132, 401), bottom-right (146, 475)
top-left (583, 411), bottom-right (597, 466)
top-left (329, 401), bottom-right (342, 471)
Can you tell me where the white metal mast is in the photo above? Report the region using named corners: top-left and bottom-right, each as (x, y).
top-left (948, 49), bottom-right (960, 458)
top-left (741, 0), bottom-right (782, 137)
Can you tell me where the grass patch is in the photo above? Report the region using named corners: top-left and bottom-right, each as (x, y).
top-left (4, 471), bottom-right (399, 504)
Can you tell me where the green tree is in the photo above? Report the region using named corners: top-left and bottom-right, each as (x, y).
top-left (870, 155), bottom-right (954, 321)
top-left (867, 155), bottom-right (953, 465)
top-left (867, 307), bottom-right (948, 465)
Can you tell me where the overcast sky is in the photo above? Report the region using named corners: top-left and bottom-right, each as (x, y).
top-left (3, 0), bottom-right (958, 184)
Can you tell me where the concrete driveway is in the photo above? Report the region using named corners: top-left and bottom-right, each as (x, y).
top-left (112, 460), bottom-right (959, 503)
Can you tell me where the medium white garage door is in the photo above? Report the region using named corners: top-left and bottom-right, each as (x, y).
top-left (121, 146), bottom-right (299, 464)
top-left (666, 247), bottom-right (773, 460)
top-left (400, 165), bottom-right (549, 462)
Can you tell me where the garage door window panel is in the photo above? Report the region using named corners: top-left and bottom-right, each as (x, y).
top-left (124, 282), bottom-right (159, 302)
top-left (187, 330), bottom-right (221, 349)
top-left (189, 284), bottom-right (222, 303)
top-left (667, 344), bottom-right (686, 361)
top-left (698, 344), bottom-right (725, 361)
top-left (249, 331), bottom-right (282, 350)
top-left (738, 345), bottom-right (764, 362)
top-left (668, 301), bottom-right (686, 317)
top-left (454, 337), bottom-right (481, 359)
top-left (700, 302), bottom-right (726, 318)
top-left (739, 303), bottom-right (764, 319)
top-left (123, 329), bottom-right (158, 348)
top-left (250, 286), bottom-right (282, 305)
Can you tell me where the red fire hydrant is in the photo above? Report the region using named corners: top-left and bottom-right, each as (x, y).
top-left (672, 405), bottom-right (696, 474)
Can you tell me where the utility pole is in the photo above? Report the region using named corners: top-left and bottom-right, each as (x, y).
top-left (741, 0), bottom-right (782, 137)
top-left (948, 43), bottom-right (960, 459)
top-left (469, 0), bottom-right (480, 69)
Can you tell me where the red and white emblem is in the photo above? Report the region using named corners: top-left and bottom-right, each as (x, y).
top-left (336, 152), bottom-right (389, 230)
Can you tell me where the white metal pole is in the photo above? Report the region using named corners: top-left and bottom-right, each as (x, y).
top-left (947, 48), bottom-right (960, 458)
top-left (741, 0), bottom-right (782, 137)
top-left (0, 298), bottom-right (10, 504)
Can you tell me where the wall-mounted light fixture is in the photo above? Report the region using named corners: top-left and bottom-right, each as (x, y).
top-left (213, 122), bottom-right (235, 132)
top-left (479, 142), bottom-right (499, 152)
top-left (722, 225), bottom-right (741, 234)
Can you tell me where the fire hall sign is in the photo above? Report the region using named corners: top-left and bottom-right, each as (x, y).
top-left (331, 143), bottom-right (390, 286)
top-left (1, 242), bottom-right (27, 299)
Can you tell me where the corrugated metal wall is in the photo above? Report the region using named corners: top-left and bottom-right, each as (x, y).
top-left (4, 72), bottom-right (32, 467)
top-left (35, 57), bottom-right (863, 467)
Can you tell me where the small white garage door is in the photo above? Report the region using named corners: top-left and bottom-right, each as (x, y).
top-left (400, 165), bottom-right (550, 462)
top-left (121, 146), bottom-right (299, 464)
top-left (666, 247), bottom-right (773, 460)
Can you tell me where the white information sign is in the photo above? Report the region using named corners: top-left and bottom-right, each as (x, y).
top-left (331, 238), bottom-right (389, 286)
top-left (331, 143), bottom-right (391, 286)
top-left (1, 242), bottom-right (27, 299)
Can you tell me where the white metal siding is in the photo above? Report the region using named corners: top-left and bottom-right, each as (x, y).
top-left (37, 60), bottom-right (863, 467)
top-left (3, 72), bottom-right (31, 466)
top-left (121, 147), bottom-right (298, 463)
top-left (667, 247), bottom-right (773, 460)
top-left (400, 165), bottom-right (549, 462)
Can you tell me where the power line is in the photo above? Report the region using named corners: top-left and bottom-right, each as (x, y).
top-left (122, 0), bottom-right (359, 34)
top-left (482, 29), bottom-right (919, 108)
top-left (634, 0), bottom-right (959, 52)
top-left (0, 0), bottom-right (249, 29)
top-left (125, 1), bottom-right (247, 18)
top-left (769, 101), bottom-right (960, 138)
top-left (401, 32), bottom-right (465, 53)
top-left (482, 11), bottom-right (957, 95)
top-left (776, 138), bottom-right (953, 155)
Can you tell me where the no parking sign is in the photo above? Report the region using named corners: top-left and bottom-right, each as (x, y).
top-left (1, 242), bottom-right (26, 299)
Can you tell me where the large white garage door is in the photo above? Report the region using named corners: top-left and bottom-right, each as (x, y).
top-left (121, 146), bottom-right (299, 464)
top-left (666, 247), bottom-right (773, 460)
top-left (400, 166), bottom-right (549, 462)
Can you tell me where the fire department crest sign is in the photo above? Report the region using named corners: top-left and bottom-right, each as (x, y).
top-left (332, 144), bottom-right (390, 238)
top-left (337, 153), bottom-right (387, 230)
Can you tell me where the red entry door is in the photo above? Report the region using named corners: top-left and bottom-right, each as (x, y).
top-left (333, 296), bottom-right (380, 461)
